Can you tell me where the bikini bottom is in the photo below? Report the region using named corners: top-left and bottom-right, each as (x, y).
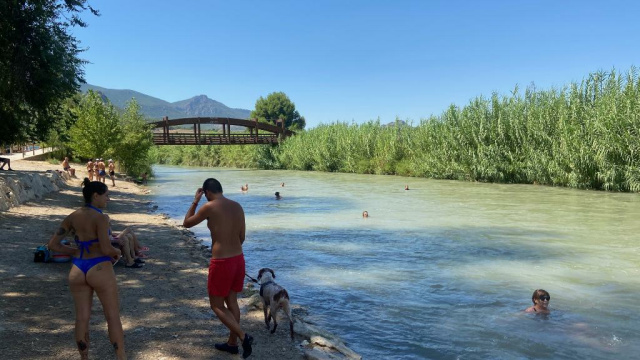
top-left (72, 256), bottom-right (112, 274)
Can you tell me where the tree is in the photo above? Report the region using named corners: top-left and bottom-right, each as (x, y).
top-left (0, 0), bottom-right (98, 145)
top-left (114, 98), bottom-right (153, 175)
top-left (68, 90), bottom-right (121, 159)
top-left (250, 92), bottom-right (306, 131)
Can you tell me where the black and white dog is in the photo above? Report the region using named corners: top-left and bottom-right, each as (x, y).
top-left (257, 268), bottom-right (294, 339)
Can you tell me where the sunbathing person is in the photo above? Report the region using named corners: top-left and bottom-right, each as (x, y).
top-left (47, 178), bottom-right (125, 359)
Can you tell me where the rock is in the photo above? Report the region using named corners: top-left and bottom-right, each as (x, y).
top-left (310, 336), bottom-right (361, 360)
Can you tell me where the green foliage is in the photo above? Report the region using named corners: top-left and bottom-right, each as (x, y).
top-left (151, 67), bottom-right (640, 193)
top-left (250, 92), bottom-right (306, 130)
top-left (0, 0), bottom-right (98, 145)
top-left (68, 91), bottom-right (121, 159)
top-left (114, 99), bottom-right (154, 175)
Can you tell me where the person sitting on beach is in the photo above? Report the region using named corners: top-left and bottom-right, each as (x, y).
top-left (108, 159), bottom-right (116, 187)
top-left (108, 218), bottom-right (146, 268)
top-left (97, 159), bottom-right (107, 183)
top-left (275, 192), bottom-right (281, 200)
top-left (525, 289), bottom-right (551, 314)
top-left (62, 157), bottom-right (76, 177)
top-left (183, 178), bottom-right (254, 358)
top-left (362, 211), bottom-right (369, 218)
top-left (86, 159), bottom-right (94, 181)
top-left (0, 156), bottom-right (13, 171)
top-left (241, 183), bottom-right (248, 192)
top-left (47, 178), bottom-right (126, 359)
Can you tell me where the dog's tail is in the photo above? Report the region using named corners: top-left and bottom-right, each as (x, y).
top-left (274, 289), bottom-right (294, 340)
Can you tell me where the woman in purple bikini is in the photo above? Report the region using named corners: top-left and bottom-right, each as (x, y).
top-left (48, 178), bottom-right (126, 359)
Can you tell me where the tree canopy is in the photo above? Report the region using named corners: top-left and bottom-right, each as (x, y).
top-left (0, 0), bottom-right (98, 145)
top-left (68, 90), bottom-right (120, 159)
top-left (250, 92), bottom-right (305, 131)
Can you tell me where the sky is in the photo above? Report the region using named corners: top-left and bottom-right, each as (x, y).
top-left (73, 0), bottom-right (640, 128)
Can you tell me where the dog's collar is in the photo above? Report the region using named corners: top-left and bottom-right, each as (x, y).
top-left (260, 281), bottom-right (274, 297)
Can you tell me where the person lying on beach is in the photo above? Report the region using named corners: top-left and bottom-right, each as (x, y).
top-left (0, 156), bottom-right (13, 171)
top-left (525, 289), bottom-right (551, 314)
top-left (61, 157), bottom-right (76, 177)
top-left (183, 178), bottom-right (254, 358)
top-left (47, 178), bottom-right (126, 359)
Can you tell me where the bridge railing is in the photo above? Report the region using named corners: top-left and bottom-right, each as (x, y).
top-left (153, 133), bottom-right (280, 145)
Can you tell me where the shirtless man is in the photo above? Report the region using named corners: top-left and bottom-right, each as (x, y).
top-left (62, 157), bottom-right (76, 176)
top-left (97, 159), bottom-right (106, 183)
top-left (108, 159), bottom-right (116, 187)
top-left (86, 159), bottom-right (94, 181)
top-left (183, 178), bottom-right (253, 358)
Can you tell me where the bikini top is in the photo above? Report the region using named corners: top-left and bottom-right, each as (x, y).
top-left (74, 204), bottom-right (105, 258)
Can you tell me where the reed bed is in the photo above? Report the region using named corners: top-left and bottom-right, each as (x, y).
top-left (150, 68), bottom-right (640, 192)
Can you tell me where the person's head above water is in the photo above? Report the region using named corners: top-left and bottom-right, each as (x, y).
top-left (362, 211), bottom-right (369, 218)
top-left (526, 289), bottom-right (551, 314)
top-left (532, 289), bottom-right (550, 304)
top-left (81, 178), bottom-right (108, 206)
top-left (202, 178), bottom-right (223, 198)
top-left (275, 191), bottom-right (281, 199)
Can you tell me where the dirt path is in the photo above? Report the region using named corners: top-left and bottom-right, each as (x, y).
top-left (0, 162), bottom-right (303, 359)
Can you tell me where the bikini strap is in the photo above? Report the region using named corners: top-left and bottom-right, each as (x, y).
top-left (85, 204), bottom-right (103, 214)
top-left (74, 236), bottom-right (100, 259)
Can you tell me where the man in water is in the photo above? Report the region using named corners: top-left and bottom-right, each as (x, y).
top-left (183, 178), bottom-right (254, 358)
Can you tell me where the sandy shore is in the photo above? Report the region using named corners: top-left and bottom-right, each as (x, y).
top-left (0, 160), bottom-right (309, 359)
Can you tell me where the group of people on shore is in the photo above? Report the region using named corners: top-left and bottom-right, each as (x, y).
top-left (86, 158), bottom-right (116, 186)
top-left (48, 177), bottom-right (254, 359)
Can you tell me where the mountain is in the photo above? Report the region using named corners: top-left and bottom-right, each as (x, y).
top-left (79, 84), bottom-right (251, 121)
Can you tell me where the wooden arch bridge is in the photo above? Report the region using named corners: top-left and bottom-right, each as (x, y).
top-left (150, 117), bottom-right (295, 146)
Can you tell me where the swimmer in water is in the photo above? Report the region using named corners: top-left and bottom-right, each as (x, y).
top-left (525, 289), bottom-right (551, 314)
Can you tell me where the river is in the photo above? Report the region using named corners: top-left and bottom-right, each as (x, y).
top-left (149, 165), bottom-right (640, 359)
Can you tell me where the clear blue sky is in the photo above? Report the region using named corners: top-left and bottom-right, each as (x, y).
top-left (73, 0), bottom-right (640, 128)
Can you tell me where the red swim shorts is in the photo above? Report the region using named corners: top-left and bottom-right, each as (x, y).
top-left (207, 253), bottom-right (245, 297)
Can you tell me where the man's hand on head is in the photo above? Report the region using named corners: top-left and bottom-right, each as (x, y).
top-left (194, 188), bottom-right (204, 203)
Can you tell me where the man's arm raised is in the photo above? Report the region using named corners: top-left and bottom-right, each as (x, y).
top-left (183, 188), bottom-right (207, 228)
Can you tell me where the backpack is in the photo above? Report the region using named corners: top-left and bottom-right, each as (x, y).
top-left (34, 245), bottom-right (51, 263)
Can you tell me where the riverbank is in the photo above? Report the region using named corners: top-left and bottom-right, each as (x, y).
top-left (0, 160), bottom-right (360, 359)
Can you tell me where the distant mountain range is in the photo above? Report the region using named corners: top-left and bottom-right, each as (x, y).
top-left (79, 84), bottom-right (251, 121)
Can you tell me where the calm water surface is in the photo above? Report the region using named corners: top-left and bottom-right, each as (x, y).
top-left (149, 165), bottom-right (640, 359)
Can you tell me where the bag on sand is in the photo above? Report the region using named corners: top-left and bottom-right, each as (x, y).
top-left (34, 245), bottom-right (51, 263)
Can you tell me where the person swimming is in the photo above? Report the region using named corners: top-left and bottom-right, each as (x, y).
top-left (525, 289), bottom-right (551, 314)
top-left (362, 211), bottom-right (369, 218)
top-left (275, 192), bottom-right (281, 200)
